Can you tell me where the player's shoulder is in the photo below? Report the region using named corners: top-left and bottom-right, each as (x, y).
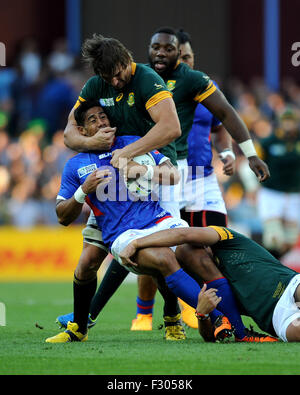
top-left (178, 62), bottom-right (209, 80)
top-left (81, 75), bottom-right (103, 96)
top-left (65, 152), bottom-right (96, 169)
top-left (136, 63), bottom-right (165, 82)
top-left (114, 135), bottom-right (141, 148)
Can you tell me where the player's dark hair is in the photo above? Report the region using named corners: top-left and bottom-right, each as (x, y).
top-left (82, 34), bottom-right (133, 80)
top-left (176, 28), bottom-right (192, 46)
top-left (74, 100), bottom-right (103, 126)
top-left (153, 26), bottom-right (177, 37)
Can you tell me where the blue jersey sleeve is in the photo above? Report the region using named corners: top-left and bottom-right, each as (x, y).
top-left (57, 158), bottom-right (80, 200)
top-left (149, 150), bottom-right (169, 165)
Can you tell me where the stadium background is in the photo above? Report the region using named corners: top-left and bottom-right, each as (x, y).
top-left (0, 0), bottom-right (300, 282)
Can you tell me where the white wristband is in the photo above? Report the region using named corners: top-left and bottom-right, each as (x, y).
top-left (74, 186), bottom-right (87, 203)
top-left (219, 149), bottom-right (236, 161)
top-left (238, 139), bottom-right (257, 158)
top-left (141, 165), bottom-right (154, 181)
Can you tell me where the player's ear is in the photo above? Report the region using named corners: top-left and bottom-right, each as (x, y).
top-left (78, 126), bottom-right (87, 136)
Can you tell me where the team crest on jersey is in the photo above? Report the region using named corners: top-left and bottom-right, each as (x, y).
top-left (99, 98), bottom-right (114, 107)
top-left (166, 80), bottom-right (176, 91)
top-left (77, 164), bottom-right (97, 178)
top-left (127, 92), bottom-right (135, 107)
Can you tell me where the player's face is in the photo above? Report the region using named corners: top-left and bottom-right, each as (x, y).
top-left (83, 106), bottom-right (110, 136)
top-left (280, 118), bottom-right (298, 137)
top-left (101, 63), bottom-right (132, 91)
top-left (179, 42), bottom-right (194, 69)
top-left (149, 33), bottom-right (180, 77)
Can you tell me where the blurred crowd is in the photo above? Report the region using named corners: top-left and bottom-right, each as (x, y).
top-left (0, 37), bottom-right (300, 253)
top-left (0, 37), bottom-right (91, 227)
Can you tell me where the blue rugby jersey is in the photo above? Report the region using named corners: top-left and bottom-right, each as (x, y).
top-left (57, 136), bottom-right (171, 247)
top-left (187, 82), bottom-right (221, 180)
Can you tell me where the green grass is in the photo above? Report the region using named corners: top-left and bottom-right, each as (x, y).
top-left (0, 282), bottom-right (300, 375)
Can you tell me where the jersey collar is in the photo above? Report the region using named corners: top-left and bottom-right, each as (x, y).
top-left (131, 62), bottom-right (137, 75)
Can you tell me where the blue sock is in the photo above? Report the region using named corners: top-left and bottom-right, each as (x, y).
top-left (206, 278), bottom-right (246, 339)
top-left (165, 269), bottom-right (222, 322)
top-left (136, 297), bottom-right (154, 316)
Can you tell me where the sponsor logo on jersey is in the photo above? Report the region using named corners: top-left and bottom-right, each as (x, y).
top-left (99, 98), bottom-right (115, 107)
top-left (166, 80), bottom-right (176, 91)
top-left (98, 152), bottom-right (112, 160)
top-left (156, 210), bottom-right (168, 218)
top-left (170, 223), bottom-right (182, 228)
top-left (154, 83), bottom-right (163, 89)
top-left (77, 164), bottom-right (97, 178)
top-left (127, 92), bottom-right (135, 107)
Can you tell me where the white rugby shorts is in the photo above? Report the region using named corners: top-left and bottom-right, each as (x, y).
top-left (182, 172), bottom-right (227, 214)
top-left (111, 217), bottom-right (189, 274)
top-left (272, 274), bottom-right (300, 342)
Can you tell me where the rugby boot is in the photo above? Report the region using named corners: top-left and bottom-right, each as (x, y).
top-left (178, 298), bottom-right (198, 329)
top-left (213, 315), bottom-right (234, 341)
top-left (56, 312), bottom-right (97, 329)
top-left (131, 313), bottom-right (152, 331)
top-left (235, 326), bottom-right (278, 343)
top-left (45, 322), bottom-right (88, 343)
top-left (164, 313), bottom-right (186, 341)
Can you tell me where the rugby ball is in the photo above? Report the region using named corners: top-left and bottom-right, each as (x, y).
top-left (126, 153), bottom-right (156, 197)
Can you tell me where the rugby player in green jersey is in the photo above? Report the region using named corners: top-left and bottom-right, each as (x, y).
top-left (131, 26), bottom-right (270, 331)
top-left (120, 225), bottom-right (300, 342)
top-left (257, 109), bottom-right (300, 260)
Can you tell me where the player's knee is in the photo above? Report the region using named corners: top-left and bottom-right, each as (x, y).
top-left (176, 244), bottom-right (220, 281)
top-left (138, 248), bottom-right (179, 277)
top-left (156, 248), bottom-right (179, 276)
top-left (76, 243), bottom-right (107, 278)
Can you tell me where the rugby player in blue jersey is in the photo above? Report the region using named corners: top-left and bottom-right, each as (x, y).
top-left (46, 101), bottom-right (256, 343)
top-left (45, 100), bottom-right (189, 343)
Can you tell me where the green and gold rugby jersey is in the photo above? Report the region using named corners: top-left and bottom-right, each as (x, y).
top-left (258, 130), bottom-right (300, 192)
top-left (162, 62), bottom-right (216, 160)
top-left (74, 62), bottom-right (177, 165)
top-left (209, 226), bottom-right (297, 336)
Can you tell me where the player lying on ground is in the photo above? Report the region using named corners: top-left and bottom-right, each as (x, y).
top-left (119, 226), bottom-right (300, 342)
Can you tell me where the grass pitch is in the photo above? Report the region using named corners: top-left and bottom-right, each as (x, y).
top-left (0, 281), bottom-right (300, 376)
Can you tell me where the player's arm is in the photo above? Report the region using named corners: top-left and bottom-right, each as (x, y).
top-left (210, 124), bottom-right (235, 176)
top-left (56, 169), bottom-right (112, 226)
top-left (201, 88), bottom-right (270, 182)
top-left (126, 159), bottom-right (180, 185)
top-left (119, 227), bottom-right (220, 267)
top-left (110, 97), bottom-right (181, 168)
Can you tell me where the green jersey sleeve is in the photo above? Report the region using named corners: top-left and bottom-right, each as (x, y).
top-left (135, 65), bottom-right (173, 110)
top-left (186, 69), bottom-right (217, 103)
